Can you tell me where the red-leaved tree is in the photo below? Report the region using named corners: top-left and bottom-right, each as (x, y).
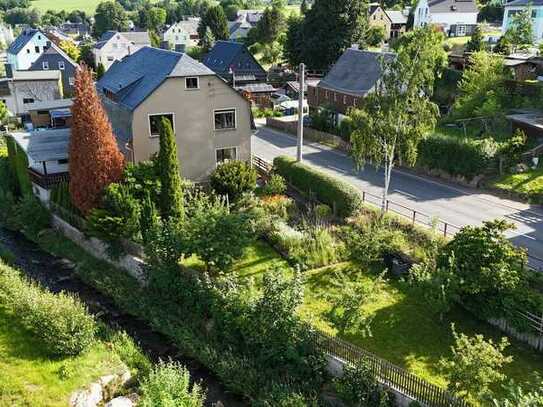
top-left (69, 65), bottom-right (124, 215)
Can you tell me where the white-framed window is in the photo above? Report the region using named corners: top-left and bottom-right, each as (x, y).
top-left (42, 61), bottom-right (49, 70)
top-left (107, 56), bottom-right (114, 62)
top-left (456, 24), bottom-right (466, 36)
top-left (216, 147), bottom-right (238, 164)
top-left (185, 77), bottom-right (199, 89)
top-left (113, 42), bottom-right (118, 49)
top-left (58, 61), bottom-right (65, 70)
top-left (26, 48), bottom-right (30, 54)
top-left (23, 98), bottom-right (34, 104)
top-left (35, 46), bottom-right (40, 53)
top-left (68, 77), bottom-right (75, 86)
top-left (148, 113), bottom-right (175, 138)
top-left (214, 109), bottom-right (236, 130)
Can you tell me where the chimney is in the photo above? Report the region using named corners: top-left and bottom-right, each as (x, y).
top-left (5, 64), bottom-right (13, 78)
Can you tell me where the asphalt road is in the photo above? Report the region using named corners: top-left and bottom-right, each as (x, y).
top-left (252, 125), bottom-right (543, 270)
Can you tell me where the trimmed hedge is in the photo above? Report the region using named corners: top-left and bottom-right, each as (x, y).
top-left (273, 156), bottom-right (362, 218)
top-left (417, 134), bottom-right (498, 180)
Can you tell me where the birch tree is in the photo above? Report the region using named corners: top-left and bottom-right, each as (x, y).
top-left (349, 27), bottom-right (446, 213)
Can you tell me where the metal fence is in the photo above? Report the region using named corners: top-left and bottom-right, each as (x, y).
top-left (314, 331), bottom-right (469, 407)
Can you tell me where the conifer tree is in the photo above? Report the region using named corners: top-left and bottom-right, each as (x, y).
top-left (69, 65), bottom-right (124, 215)
top-left (158, 117), bottom-right (184, 221)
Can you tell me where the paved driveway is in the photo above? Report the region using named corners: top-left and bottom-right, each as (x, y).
top-left (252, 125), bottom-right (543, 270)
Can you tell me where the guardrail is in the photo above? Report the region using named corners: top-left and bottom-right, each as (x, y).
top-left (314, 331), bottom-right (469, 407)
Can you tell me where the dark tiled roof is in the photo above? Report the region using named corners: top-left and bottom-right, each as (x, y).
top-left (318, 48), bottom-right (394, 97)
top-left (7, 29), bottom-right (42, 55)
top-left (203, 40), bottom-right (265, 75)
top-left (97, 46), bottom-right (215, 110)
top-left (120, 31), bottom-right (151, 47)
top-left (30, 44), bottom-right (77, 69)
top-left (428, 0), bottom-right (478, 13)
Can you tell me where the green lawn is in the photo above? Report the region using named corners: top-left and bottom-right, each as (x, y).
top-left (226, 240), bottom-right (543, 400)
top-left (489, 168), bottom-right (543, 201)
top-left (30, 0), bottom-right (102, 14)
top-left (0, 306), bottom-right (125, 406)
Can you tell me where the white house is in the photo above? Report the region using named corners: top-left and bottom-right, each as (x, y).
top-left (0, 70), bottom-right (63, 116)
top-left (413, 0), bottom-right (478, 36)
top-left (6, 28), bottom-right (51, 70)
top-left (162, 18), bottom-right (200, 52)
top-left (502, 0), bottom-right (543, 43)
top-left (93, 31), bottom-right (148, 71)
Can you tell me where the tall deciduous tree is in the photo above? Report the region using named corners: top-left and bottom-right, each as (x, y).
top-left (294, 0), bottom-right (368, 70)
top-left (94, 1), bottom-right (130, 37)
top-left (350, 27), bottom-right (446, 213)
top-left (158, 117), bottom-right (184, 221)
top-left (69, 66), bottom-right (124, 215)
top-left (197, 5), bottom-right (229, 44)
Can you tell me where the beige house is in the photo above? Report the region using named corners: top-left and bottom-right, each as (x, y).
top-left (0, 70), bottom-right (63, 116)
top-left (369, 3), bottom-right (393, 40)
top-left (97, 47), bottom-right (252, 182)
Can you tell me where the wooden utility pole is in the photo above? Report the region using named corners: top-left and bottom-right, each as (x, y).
top-left (297, 63), bottom-right (305, 162)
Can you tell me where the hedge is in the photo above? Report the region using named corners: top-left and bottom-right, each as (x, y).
top-left (417, 134), bottom-right (498, 180)
top-left (273, 155), bottom-right (362, 218)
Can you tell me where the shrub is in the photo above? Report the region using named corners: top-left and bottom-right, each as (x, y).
top-left (140, 360), bottom-right (205, 407)
top-left (273, 155), bottom-right (362, 218)
top-left (334, 360), bottom-right (394, 407)
top-left (5, 135), bottom-right (32, 196)
top-left (102, 183), bottom-right (141, 239)
top-left (16, 195), bottom-right (51, 238)
top-left (260, 195), bottom-right (296, 220)
top-left (0, 243), bottom-right (15, 265)
top-left (210, 160), bottom-right (257, 202)
top-left (261, 174), bottom-right (287, 196)
top-left (0, 263), bottom-right (96, 356)
top-left (50, 182), bottom-right (76, 212)
top-left (417, 134), bottom-right (498, 179)
top-left (108, 330), bottom-right (152, 379)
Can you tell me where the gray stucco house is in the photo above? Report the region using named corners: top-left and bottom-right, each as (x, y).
top-left (29, 44), bottom-right (78, 97)
top-left (97, 46), bottom-right (252, 181)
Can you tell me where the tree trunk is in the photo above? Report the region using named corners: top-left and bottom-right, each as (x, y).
top-left (381, 153), bottom-right (394, 217)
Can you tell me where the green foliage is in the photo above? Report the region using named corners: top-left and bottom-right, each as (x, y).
top-left (107, 330), bottom-right (152, 380)
top-left (465, 25), bottom-right (485, 52)
top-left (0, 263), bottom-right (96, 357)
top-left (250, 2), bottom-right (286, 45)
top-left (453, 51), bottom-right (507, 126)
top-left (139, 191), bottom-right (160, 245)
top-left (96, 62), bottom-right (105, 79)
top-left (50, 182), bottom-right (75, 211)
top-left (140, 360), bottom-right (205, 407)
top-left (94, 1), bottom-right (130, 36)
top-left (5, 135), bottom-right (32, 196)
top-left (365, 25), bottom-right (385, 47)
top-left (290, 0), bottom-right (368, 70)
top-left (351, 26), bottom-right (444, 211)
top-left (499, 129), bottom-right (527, 171)
top-left (16, 195), bottom-right (50, 238)
top-left (158, 117), bottom-right (184, 221)
top-left (197, 5), bottom-right (229, 44)
top-left (309, 106), bottom-right (336, 133)
top-left (261, 173), bottom-right (287, 196)
top-left (184, 193), bottom-right (253, 272)
top-left (324, 270), bottom-right (382, 336)
top-left (0, 243), bottom-right (15, 265)
top-left (273, 155), bottom-right (362, 218)
top-left (123, 159), bottom-right (161, 202)
top-left (334, 360), bottom-right (394, 407)
top-left (493, 379), bottom-right (543, 406)
top-left (417, 134), bottom-right (499, 179)
top-left (102, 183), bottom-right (141, 238)
top-left (210, 160), bottom-right (257, 202)
top-left (504, 7), bottom-right (534, 51)
top-left (440, 324), bottom-right (512, 402)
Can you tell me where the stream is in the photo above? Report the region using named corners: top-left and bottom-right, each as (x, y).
top-left (0, 227), bottom-right (247, 407)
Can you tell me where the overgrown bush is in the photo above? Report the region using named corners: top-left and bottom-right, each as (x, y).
top-left (140, 360), bottom-right (205, 407)
top-left (334, 360), bottom-right (394, 407)
top-left (274, 156), bottom-right (362, 218)
top-left (16, 195), bottom-right (50, 238)
top-left (5, 135), bottom-right (32, 196)
top-left (0, 263), bottom-right (96, 356)
top-left (0, 243), bottom-right (15, 265)
top-left (261, 173), bottom-right (287, 196)
top-left (417, 134), bottom-right (498, 179)
top-left (210, 160), bottom-right (257, 202)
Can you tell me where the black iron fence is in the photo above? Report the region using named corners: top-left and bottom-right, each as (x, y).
top-left (313, 331), bottom-right (469, 407)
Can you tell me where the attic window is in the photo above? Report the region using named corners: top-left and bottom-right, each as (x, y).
top-left (185, 77), bottom-right (199, 89)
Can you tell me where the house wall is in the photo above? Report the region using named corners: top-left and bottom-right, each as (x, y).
top-left (8, 31), bottom-right (50, 70)
top-left (29, 53), bottom-right (77, 97)
top-left (8, 78), bottom-right (62, 116)
top-left (163, 22), bottom-right (199, 51)
top-left (131, 75), bottom-right (252, 181)
top-left (307, 85), bottom-right (363, 116)
top-left (93, 34), bottom-right (140, 71)
top-left (369, 7), bottom-right (392, 39)
top-left (413, 0), bottom-right (430, 27)
top-left (100, 94), bottom-right (134, 158)
top-left (430, 12), bottom-right (478, 32)
top-left (502, 6), bottom-right (543, 43)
